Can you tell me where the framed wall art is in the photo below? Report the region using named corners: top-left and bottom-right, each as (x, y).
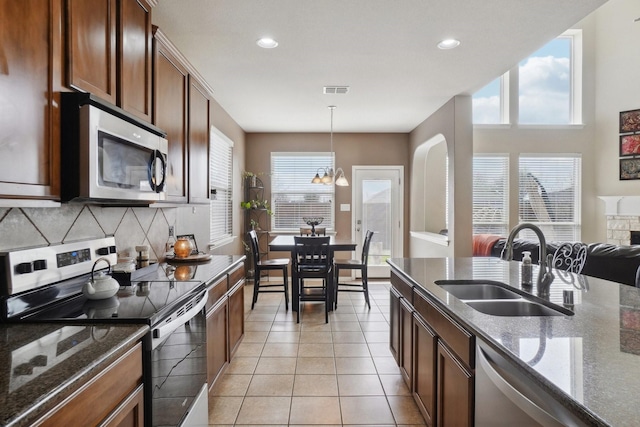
top-left (620, 158), bottom-right (640, 180)
top-left (620, 134), bottom-right (640, 156)
top-left (620, 109), bottom-right (640, 133)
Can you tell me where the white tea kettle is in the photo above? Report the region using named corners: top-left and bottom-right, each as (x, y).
top-left (82, 257), bottom-right (120, 300)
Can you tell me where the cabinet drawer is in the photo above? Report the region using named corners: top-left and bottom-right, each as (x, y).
top-left (391, 271), bottom-right (413, 303)
top-left (228, 264), bottom-right (245, 289)
top-left (35, 343), bottom-right (142, 427)
top-left (414, 289), bottom-right (474, 369)
top-left (207, 275), bottom-right (228, 311)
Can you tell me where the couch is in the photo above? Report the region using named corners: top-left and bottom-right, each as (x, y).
top-left (473, 235), bottom-right (640, 287)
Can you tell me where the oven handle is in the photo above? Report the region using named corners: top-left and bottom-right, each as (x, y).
top-left (153, 289), bottom-right (208, 340)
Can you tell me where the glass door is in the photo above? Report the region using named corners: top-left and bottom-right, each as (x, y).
top-left (353, 166), bottom-right (403, 278)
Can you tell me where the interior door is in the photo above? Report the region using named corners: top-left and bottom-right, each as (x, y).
top-left (353, 166), bottom-right (404, 278)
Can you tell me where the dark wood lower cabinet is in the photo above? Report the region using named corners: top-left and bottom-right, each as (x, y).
top-left (414, 314), bottom-right (437, 426)
top-left (400, 297), bottom-right (413, 386)
top-left (391, 271), bottom-right (474, 427)
top-left (436, 342), bottom-right (474, 427)
top-left (207, 296), bottom-right (229, 389)
top-left (228, 280), bottom-right (245, 358)
top-left (34, 343), bottom-right (144, 426)
top-left (389, 287), bottom-right (401, 363)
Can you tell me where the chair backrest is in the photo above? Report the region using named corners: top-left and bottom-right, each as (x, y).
top-left (293, 236), bottom-right (331, 270)
top-left (361, 230), bottom-right (375, 263)
top-left (247, 230), bottom-right (260, 267)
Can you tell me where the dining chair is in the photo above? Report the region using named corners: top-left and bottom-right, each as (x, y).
top-left (293, 236), bottom-right (332, 323)
top-left (333, 230), bottom-right (374, 309)
top-left (248, 230), bottom-right (290, 310)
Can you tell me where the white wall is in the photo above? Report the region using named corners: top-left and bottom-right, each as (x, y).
top-left (593, 0), bottom-right (640, 241)
top-left (473, 11), bottom-right (600, 242)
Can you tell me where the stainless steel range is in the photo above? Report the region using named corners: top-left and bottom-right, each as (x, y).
top-left (0, 237), bottom-right (209, 427)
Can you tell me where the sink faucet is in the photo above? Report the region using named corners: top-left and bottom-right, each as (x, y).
top-left (502, 223), bottom-right (555, 297)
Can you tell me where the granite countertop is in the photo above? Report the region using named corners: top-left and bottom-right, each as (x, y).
top-left (0, 322), bottom-right (148, 427)
top-left (388, 257), bottom-right (640, 427)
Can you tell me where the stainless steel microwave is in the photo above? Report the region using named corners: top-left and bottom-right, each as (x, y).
top-left (61, 93), bottom-right (168, 203)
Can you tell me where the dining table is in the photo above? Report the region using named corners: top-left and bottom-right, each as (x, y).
top-left (268, 235), bottom-right (357, 312)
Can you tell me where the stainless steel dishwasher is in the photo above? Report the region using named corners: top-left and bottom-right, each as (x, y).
top-left (475, 342), bottom-right (588, 426)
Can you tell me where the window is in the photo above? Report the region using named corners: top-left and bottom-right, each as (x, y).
top-left (209, 128), bottom-right (233, 245)
top-left (472, 30), bottom-right (582, 125)
top-left (473, 155), bottom-right (509, 235)
top-left (519, 36), bottom-right (574, 124)
top-left (518, 155), bottom-right (581, 241)
top-left (472, 74), bottom-right (509, 125)
top-left (271, 152), bottom-right (334, 232)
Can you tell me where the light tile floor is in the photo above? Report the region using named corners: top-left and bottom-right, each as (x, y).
top-left (208, 280), bottom-right (427, 426)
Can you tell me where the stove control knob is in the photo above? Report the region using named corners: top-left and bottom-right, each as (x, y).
top-left (33, 259), bottom-right (47, 271)
top-left (96, 247), bottom-right (110, 256)
top-left (16, 262), bottom-right (33, 274)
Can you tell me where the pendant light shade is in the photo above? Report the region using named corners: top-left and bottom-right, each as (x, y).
top-left (311, 106), bottom-right (349, 186)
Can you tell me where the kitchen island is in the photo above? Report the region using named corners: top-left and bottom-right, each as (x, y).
top-left (389, 257), bottom-right (640, 427)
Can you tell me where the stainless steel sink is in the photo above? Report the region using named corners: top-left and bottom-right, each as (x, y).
top-left (435, 281), bottom-right (521, 300)
top-left (465, 300), bottom-right (572, 316)
top-left (434, 280), bottom-right (574, 317)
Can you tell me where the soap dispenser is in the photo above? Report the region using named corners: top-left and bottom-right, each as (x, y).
top-left (521, 251), bottom-right (533, 287)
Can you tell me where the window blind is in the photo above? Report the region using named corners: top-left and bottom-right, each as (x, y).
top-left (210, 129), bottom-right (233, 244)
top-left (473, 155), bottom-right (509, 236)
top-left (271, 152), bottom-right (334, 231)
top-left (518, 155), bottom-right (581, 242)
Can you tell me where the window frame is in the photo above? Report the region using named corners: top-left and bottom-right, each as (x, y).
top-left (209, 126), bottom-right (234, 247)
top-left (472, 154), bottom-right (510, 236)
top-left (270, 152), bottom-right (335, 233)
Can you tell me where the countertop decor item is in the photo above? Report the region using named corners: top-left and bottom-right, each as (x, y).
top-left (303, 216), bottom-right (324, 236)
top-left (173, 237), bottom-right (193, 258)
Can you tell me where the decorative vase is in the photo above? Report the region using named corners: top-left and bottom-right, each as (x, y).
top-left (173, 237), bottom-right (193, 258)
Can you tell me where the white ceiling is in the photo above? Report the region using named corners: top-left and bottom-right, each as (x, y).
top-left (152, 0), bottom-right (606, 133)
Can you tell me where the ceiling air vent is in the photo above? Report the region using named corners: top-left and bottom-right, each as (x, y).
top-left (323, 86), bottom-right (350, 95)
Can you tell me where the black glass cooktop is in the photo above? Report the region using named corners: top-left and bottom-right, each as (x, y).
top-left (17, 280), bottom-right (204, 325)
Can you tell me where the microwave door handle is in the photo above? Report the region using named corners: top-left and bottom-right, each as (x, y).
top-left (149, 150), bottom-right (166, 193)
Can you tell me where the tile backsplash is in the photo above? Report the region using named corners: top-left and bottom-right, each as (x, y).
top-left (0, 205), bottom-right (177, 262)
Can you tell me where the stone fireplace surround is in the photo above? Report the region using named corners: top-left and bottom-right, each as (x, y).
top-left (599, 196), bottom-right (640, 246)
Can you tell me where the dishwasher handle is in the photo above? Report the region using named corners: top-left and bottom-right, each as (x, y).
top-left (477, 346), bottom-right (566, 427)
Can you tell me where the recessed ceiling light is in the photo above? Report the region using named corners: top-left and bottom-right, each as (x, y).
top-left (256, 37), bottom-right (278, 49)
top-left (437, 38), bottom-right (460, 50)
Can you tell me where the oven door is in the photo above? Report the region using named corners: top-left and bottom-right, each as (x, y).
top-left (149, 290), bottom-right (208, 427)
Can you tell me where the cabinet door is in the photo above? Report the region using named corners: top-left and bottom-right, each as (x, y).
top-left (101, 384), bottom-right (144, 427)
top-left (207, 297), bottom-right (229, 389)
top-left (400, 297), bottom-right (413, 387)
top-left (119, 0), bottom-right (152, 121)
top-left (66, 0), bottom-right (117, 103)
top-left (187, 75), bottom-right (210, 204)
top-left (0, 0), bottom-right (61, 199)
top-left (228, 280), bottom-right (245, 358)
top-left (389, 287), bottom-right (401, 363)
top-left (153, 29), bottom-right (188, 202)
top-left (414, 314), bottom-right (437, 427)
top-left (436, 342), bottom-right (474, 427)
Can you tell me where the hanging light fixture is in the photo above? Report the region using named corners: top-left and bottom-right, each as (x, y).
top-left (311, 105), bottom-right (349, 186)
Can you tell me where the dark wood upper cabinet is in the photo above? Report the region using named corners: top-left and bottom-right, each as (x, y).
top-left (152, 28), bottom-right (189, 202)
top-left (0, 0), bottom-right (62, 199)
top-left (66, 0), bottom-right (117, 104)
top-left (119, 0), bottom-right (152, 122)
top-left (188, 75), bottom-right (211, 204)
top-left (66, 0), bottom-right (152, 121)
